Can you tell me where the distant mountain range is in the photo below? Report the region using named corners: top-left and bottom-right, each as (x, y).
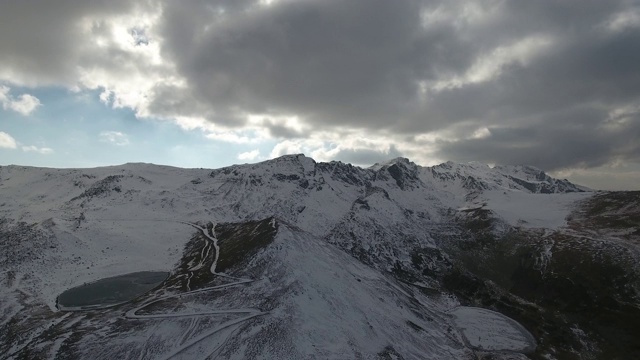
top-left (1, 155), bottom-right (638, 359)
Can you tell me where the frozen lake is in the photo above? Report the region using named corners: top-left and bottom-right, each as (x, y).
top-left (449, 306), bottom-right (537, 353)
top-left (57, 271), bottom-right (169, 311)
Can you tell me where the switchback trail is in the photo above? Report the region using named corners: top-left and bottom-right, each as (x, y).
top-left (121, 220), bottom-right (267, 359)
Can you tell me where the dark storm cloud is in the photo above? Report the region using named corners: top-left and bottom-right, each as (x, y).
top-left (152, 0), bottom-right (640, 171)
top-left (0, 1), bottom-right (146, 85)
top-left (156, 0), bottom-right (473, 129)
top-left (437, 107), bottom-right (640, 171)
top-left (264, 121), bottom-right (304, 139)
top-left (427, 5), bottom-right (640, 169)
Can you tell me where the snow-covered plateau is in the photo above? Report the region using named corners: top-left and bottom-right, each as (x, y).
top-left (1, 155), bottom-right (638, 359)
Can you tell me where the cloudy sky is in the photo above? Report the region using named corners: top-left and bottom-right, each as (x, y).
top-left (1, 0), bottom-right (639, 190)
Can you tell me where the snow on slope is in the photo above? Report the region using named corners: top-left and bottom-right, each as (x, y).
top-left (0, 164), bottom-right (213, 310)
top-left (0, 155), bottom-right (593, 358)
top-left (0, 156), bottom-right (591, 309)
top-left (11, 218), bottom-right (481, 359)
top-left (482, 190), bottom-right (591, 229)
top-left (449, 307), bottom-right (536, 352)
top-left (210, 224), bottom-right (475, 359)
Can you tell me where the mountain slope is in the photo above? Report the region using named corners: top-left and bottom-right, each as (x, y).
top-left (0, 155), bottom-right (637, 359)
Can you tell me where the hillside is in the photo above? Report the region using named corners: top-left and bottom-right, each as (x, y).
top-left (1, 155), bottom-right (637, 359)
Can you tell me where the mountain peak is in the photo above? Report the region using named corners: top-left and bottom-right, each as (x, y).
top-left (369, 157), bottom-right (414, 171)
top-left (269, 153), bottom-right (311, 162)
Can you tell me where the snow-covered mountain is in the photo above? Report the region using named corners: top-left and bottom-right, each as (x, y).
top-left (0, 155), bottom-right (638, 359)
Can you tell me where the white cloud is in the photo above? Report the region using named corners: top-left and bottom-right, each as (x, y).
top-left (431, 35), bottom-right (554, 91)
top-left (471, 127), bottom-right (492, 139)
top-left (72, 8), bottom-right (190, 119)
top-left (602, 102), bottom-right (640, 130)
top-left (204, 131), bottom-right (257, 144)
top-left (237, 149), bottom-right (260, 161)
top-left (245, 113), bottom-right (308, 138)
top-left (0, 3), bottom-right (175, 119)
top-left (99, 131), bottom-right (130, 146)
top-left (269, 139), bottom-right (323, 159)
top-left (603, 7), bottom-right (640, 33)
top-left (9, 94), bottom-right (41, 116)
top-left (267, 130), bottom-right (444, 167)
top-left (0, 130), bottom-right (52, 154)
top-left (421, 0), bottom-right (504, 30)
top-left (0, 131), bottom-right (17, 149)
top-left (22, 145), bottom-right (53, 154)
top-left (0, 85), bottom-right (41, 116)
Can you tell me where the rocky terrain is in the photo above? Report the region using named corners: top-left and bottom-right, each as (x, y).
top-left (0, 155), bottom-right (637, 359)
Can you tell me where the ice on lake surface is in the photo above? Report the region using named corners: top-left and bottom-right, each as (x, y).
top-left (450, 306), bottom-right (537, 353)
top-left (57, 271), bottom-right (169, 311)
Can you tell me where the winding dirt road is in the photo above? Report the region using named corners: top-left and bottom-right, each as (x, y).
top-left (123, 221), bottom-right (268, 359)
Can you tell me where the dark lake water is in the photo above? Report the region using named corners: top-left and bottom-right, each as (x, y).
top-left (57, 271), bottom-right (169, 310)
